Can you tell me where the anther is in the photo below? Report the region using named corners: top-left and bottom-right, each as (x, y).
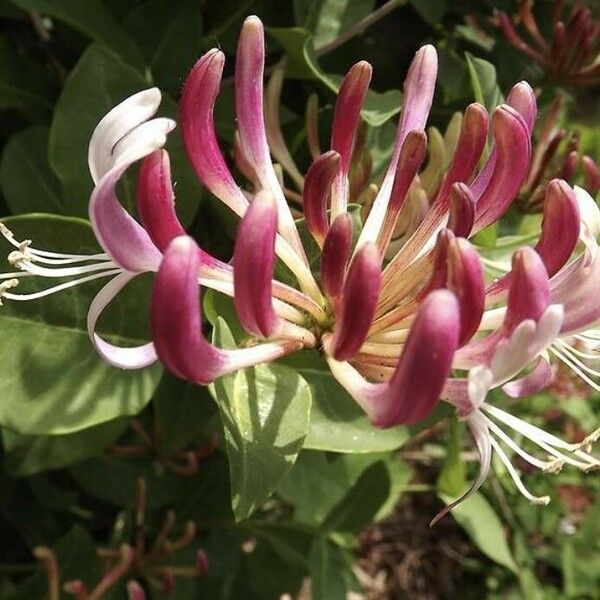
top-left (0, 278), bottom-right (18, 304)
top-left (567, 427), bottom-right (600, 452)
top-left (542, 458), bottom-right (565, 474)
top-left (8, 250), bottom-right (29, 268)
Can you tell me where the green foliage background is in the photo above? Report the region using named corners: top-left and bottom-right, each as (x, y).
top-left (0, 0), bottom-right (598, 598)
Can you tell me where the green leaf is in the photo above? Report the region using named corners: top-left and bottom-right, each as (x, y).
top-left (440, 491), bottom-right (518, 573)
top-left (268, 26), bottom-right (402, 127)
top-left (323, 460), bottom-right (390, 532)
top-left (0, 126), bottom-right (63, 214)
top-left (49, 44), bottom-right (201, 223)
top-left (308, 537), bottom-right (357, 600)
top-left (0, 215), bottom-right (161, 434)
top-left (278, 450), bottom-right (409, 526)
top-left (69, 454), bottom-right (196, 509)
top-left (306, 0), bottom-right (375, 48)
top-left (0, 34), bottom-right (53, 119)
top-left (465, 52), bottom-right (504, 113)
top-left (210, 318), bottom-right (312, 521)
top-left (283, 351), bottom-right (408, 453)
top-left (10, 0), bottom-right (143, 67)
top-left (152, 372), bottom-right (218, 456)
top-left (123, 0), bottom-right (203, 96)
top-left (2, 418), bottom-right (127, 476)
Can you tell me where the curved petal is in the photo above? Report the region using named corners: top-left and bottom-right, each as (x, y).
top-left (321, 213), bottom-right (353, 300)
top-left (88, 88), bottom-right (162, 184)
top-left (89, 118), bottom-right (175, 273)
top-left (180, 49), bottom-right (248, 216)
top-left (330, 61), bottom-right (372, 218)
top-left (235, 16), bottom-right (305, 258)
top-left (376, 129), bottom-right (428, 253)
top-left (135, 149), bottom-right (231, 276)
top-left (136, 149), bottom-right (186, 252)
top-left (303, 151), bottom-right (341, 245)
top-left (472, 105), bottom-right (531, 232)
top-left (534, 179), bottom-right (580, 277)
top-left (357, 45), bottom-right (437, 249)
top-left (504, 247), bottom-right (550, 330)
top-left (330, 243), bottom-right (382, 361)
top-left (87, 271), bottom-right (157, 369)
top-left (233, 192), bottom-right (280, 337)
top-left (447, 182), bottom-right (475, 238)
top-left (502, 357), bottom-right (553, 398)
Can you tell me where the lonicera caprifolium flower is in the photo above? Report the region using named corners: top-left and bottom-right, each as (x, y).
top-left (2, 15), bottom-right (599, 517)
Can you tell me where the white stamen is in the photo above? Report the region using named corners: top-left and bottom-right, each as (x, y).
top-left (483, 415), bottom-right (562, 472)
top-left (11, 258), bottom-right (119, 279)
top-left (489, 436), bottom-right (551, 505)
top-left (4, 268), bottom-right (122, 301)
top-left (483, 403), bottom-right (600, 470)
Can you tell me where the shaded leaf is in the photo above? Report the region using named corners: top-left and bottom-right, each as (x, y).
top-left (308, 537), bottom-right (358, 600)
top-left (2, 418), bottom-right (127, 476)
top-left (0, 126), bottom-right (63, 214)
top-left (268, 26), bottom-right (402, 127)
top-left (323, 460), bottom-right (390, 532)
top-left (10, 0), bottom-right (143, 67)
top-left (124, 0), bottom-right (203, 96)
top-left (465, 52), bottom-right (504, 113)
top-left (0, 34), bottom-right (53, 119)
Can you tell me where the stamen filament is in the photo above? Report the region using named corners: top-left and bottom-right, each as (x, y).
top-left (4, 269), bottom-right (122, 301)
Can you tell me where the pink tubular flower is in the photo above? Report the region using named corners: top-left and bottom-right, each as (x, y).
top-left (2, 14), bottom-right (600, 515)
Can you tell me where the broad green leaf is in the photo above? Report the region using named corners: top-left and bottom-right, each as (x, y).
top-left (0, 34), bottom-right (53, 119)
top-left (283, 351), bottom-right (409, 453)
top-left (10, 0), bottom-right (143, 67)
top-left (0, 126), bottom-right (63, 214)
top-left (322, 460), bottom-right (390, 532)
top-left (268, 26), bottom-right (402, 127)
top-left (440, 491), bottom-right (518, 573)
top-left (0, 215), bottom-right (161, 434)
top-left (308, 537), bottom-right (358, 600)
top-left (2, 418), bottom-right (127, 476)
top-left (152, 372), bottom-right (218, 456)
top-left (70, 454), bottom-right (197, 509)
top-left (124, 0), bottom-right (203, 96)
top-left (49, 44), bottom-right (201, 223)
top-left (240, 524), bottom-right (311, 598)
top-left (278, 450), bottom-right (408, 526)
top-left (465, 52), bottom-right (504, 114)
top-left (302, 0), bottom-right (375, 48)
top-left (210, 318), bottom-right (312, 521)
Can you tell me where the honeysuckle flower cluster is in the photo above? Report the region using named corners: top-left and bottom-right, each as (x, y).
top-left (496, 0), bottom-right (600, 87)
top-left (1, 16), bottom-right (599, 514)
